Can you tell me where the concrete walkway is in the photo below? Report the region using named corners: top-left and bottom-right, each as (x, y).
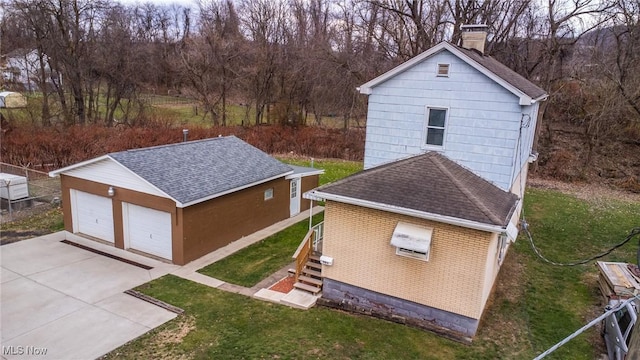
top-left (171, 206), bottom-right (324, 308)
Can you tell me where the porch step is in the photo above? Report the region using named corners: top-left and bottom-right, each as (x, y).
top-left (293, 282), bottom-right (322, 294)
top-left (302, 268), bottom-right (321, 278)
top-left (309, 254), bottom-right (321, 262)
top-left (305, 261), bottom-right (322, 271)
top-left (298, 275), bottom-right (323, 286)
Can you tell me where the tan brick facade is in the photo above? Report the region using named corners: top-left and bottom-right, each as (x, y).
top-left (322, 201), bottom-right (496, 319)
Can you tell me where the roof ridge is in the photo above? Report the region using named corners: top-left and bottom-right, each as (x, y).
top-left (429, 154), bottom-right (504, 225)
top-left (112, 135), bottom-right (234, 155)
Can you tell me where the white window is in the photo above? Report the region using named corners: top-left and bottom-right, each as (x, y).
top-left (425, 107), bottom-right (447, 147)
top-left (497, 233), bottom-right (508, 265)
top-left (264, 188), bottom-right (274, 200)
top-left (437, 63), bottom-right (450, 77)
top-left (390, 222), bottom-right (433, 261)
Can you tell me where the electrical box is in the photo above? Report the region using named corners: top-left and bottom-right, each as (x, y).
top-left (320, 255), bottom-right (333, 266)
top-left (0, 173), bottom-right (29, 200)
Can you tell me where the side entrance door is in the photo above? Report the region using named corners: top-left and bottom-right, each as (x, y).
top-left (290, 178), bottom-right (301, 217)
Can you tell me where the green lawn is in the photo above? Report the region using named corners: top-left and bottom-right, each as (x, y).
top-left (512, 188), bottom-right (640, 359)
top-left (280, 157), bottom-right (363, 185)
top-left (197, 213), bottom-right (324, 287)
top-left (104, 186), bottom-right (640, 359)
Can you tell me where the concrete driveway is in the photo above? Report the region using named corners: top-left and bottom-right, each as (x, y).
top-left (1, 232), bottom-right (179, 360)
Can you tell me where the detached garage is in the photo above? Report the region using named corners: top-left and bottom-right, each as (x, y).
top-left (49, 136), bottom-right (321, 265)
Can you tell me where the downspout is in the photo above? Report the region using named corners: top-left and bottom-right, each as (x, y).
top-left (308, 199), bottom-right (313, 230)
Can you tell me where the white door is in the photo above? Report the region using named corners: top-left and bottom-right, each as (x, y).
top-left (123, 203), bottom-right (172, 261)
top-left (290, 178), bottom-right (301, 217)
top-left (72, 190), bottom-right (115, 243)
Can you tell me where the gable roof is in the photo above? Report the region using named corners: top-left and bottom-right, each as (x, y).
top-left (305, 152), bottom-right (519, 232)
top-left (358, 42), bottom-right (547, 106)
top-left (50, 136), bottom-right (293, 207)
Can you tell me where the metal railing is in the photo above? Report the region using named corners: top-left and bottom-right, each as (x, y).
top-left (312, 221), bottom-right (324, 252)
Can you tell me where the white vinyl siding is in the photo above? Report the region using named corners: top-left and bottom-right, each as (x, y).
top-left (64, 159), bottom-right (166, 198)
top-left (437, 63), bottom-right (450, 77)
top-left (71, 190), bottom-right (114, 243)
top-left (363, 50), bottom-right (531, 191)
top-left (123, 203), bottom-right (172, 260)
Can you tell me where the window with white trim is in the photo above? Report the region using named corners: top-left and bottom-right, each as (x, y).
top-left (437, 63), bottom-right (450, 77)
top-left (264, 188), bottom-right (274, 200)
top-left (390, 222), bottom-right (433, 261)
top-left (425, 107), bottom-right (447, 147)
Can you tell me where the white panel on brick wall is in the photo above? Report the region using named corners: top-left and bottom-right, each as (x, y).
top-left (123, 203), bottom-right (172, 260)
top-left (65, 159), bottom-right (166, 198)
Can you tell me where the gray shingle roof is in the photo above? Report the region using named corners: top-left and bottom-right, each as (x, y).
top-left (313, 152), bottom-right (518, 227)
top-left (456, 45), bottom-right (547, 100)
top-left (110, 136), bottom-right (292, 205)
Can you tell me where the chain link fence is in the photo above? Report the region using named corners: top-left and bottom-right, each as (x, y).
top-left (0, 163), bottom-right (61, 221)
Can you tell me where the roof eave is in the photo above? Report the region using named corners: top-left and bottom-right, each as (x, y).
top-left (357, 42), bottom-right (450, 93)
top-left (285, 169), bottom-right (324, 179)
top-left (180, 170), bottom-right (293, 208)
top-left (48, 155), bottom-right (111, 177)
top-left (305, 189), bottom-right (506, 233)
top-left (357, 42), bottom-right (545, 103)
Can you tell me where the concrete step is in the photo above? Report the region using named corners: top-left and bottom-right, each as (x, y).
top-left (294, 282), bottom-right (321, 294)
top-left (298, 275), bottom-right (323, 286)
top-left (302, 268), bottom-right (321, 278)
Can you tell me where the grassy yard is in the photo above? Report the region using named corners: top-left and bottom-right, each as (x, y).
top-left (0, 207), bottom-right (64, 244)
top-left (198, 213), bottom-right (325, 287)
top-left (103, 186), bottom-right (640, 359)
top-left (279, 157), bottom-right (363, 185)
top-left (196, 158), bottom-right (362, 287)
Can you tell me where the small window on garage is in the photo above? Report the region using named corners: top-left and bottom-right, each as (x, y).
top-left (437, 63), bottom-right (450, 77)
top-left (390, 222), bottom-right (433, 261)
top-left (264, 188), bottom-right (274, 200)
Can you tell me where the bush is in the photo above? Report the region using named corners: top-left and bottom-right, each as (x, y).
top-left (1, 124), bottom-right (365, 170)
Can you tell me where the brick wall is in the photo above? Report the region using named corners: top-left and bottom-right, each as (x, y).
top-left (322, 201), bottom-right (494, 319)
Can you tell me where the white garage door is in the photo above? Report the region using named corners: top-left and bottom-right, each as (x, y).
top-left (123, 203), bottom-right (172, 261)
top-left (72, 190), bottom-right (115, 243)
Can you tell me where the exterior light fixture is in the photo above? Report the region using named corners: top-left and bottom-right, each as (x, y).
top-left (107, 186), bottom-right (115, 197)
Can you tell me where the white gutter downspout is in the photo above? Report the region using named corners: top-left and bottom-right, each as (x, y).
top-left (308, 199), bottom-right (314, 230)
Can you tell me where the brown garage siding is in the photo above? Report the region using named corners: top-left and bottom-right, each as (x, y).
top-left (59, 175), bottom-right (185, 263)
top-left (181, 177), bottom-right (290, 264)
top-left (299, 175), bottom-right (320, 213)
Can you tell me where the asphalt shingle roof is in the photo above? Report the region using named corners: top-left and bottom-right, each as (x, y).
top-left (109, 136), bottom-right (292, 205)
top-left (456, 45), bottom-right (547, 100)
top-left (314, 152), bottom-right (518, 227)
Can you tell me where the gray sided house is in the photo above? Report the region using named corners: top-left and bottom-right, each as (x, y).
top-left (359, 28), bottom-right (547, 197)
top-left (296, 27), bottom-right (547, 342)
top-left (50, 136), bottom-right (322, 265)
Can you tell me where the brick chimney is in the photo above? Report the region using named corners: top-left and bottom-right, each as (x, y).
top-left (460, 24), bottom-right (488, 55)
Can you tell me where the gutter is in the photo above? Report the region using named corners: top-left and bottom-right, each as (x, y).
top-left (305, 190), bottom-right (506, 233)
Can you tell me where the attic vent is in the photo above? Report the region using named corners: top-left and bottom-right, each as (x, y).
top-left (437, 64), bottom-right (450, 77)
